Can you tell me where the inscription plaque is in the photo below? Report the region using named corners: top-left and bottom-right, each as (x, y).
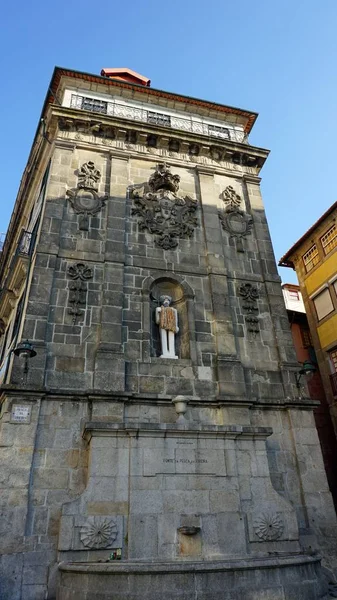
top-left (10, 404), bottom-right (32, 424)
top-left (143, 448), bottom-right (226, 476)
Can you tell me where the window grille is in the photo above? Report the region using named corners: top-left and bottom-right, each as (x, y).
top-left (313, 288), bottom-right (334, 320)
top-left (147, 111), bottom-right (171, 127)
top-left (208, 124), bottom-right (230, 139)
top-left (82, 97), bottom-right (107, 114)
top-left (301, 328), bottom-right (312, 348)
top-left (71, 94), bottom-right (107, 114)
top-left (321, 224), bottom-right (337, 255)
top-left (303, 244), bottom-right (319, 272)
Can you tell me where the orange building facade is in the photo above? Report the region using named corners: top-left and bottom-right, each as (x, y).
top-left (283, 284), bottom-right (337, 510)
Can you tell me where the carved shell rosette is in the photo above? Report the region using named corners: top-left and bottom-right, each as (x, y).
top-left (253, 512), bottom-right (284, 541)
top-left (80, 517), bottom-right (118, 549)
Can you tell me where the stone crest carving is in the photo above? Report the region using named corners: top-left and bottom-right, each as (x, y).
top-left (219, 186), bottom-right (253, 252)
top-left (131, 163), bottom-right (198, 250)
top-left (67, 161), bottom-right (108, 231)
top-left (253, 512), bottom-right (284, 541)
top-left (238, 282), bottom-right (260, 335)
top-left (67, 262), bottom-right (93, 324)
top-left (80, 517), bottom-right (118, 549)
top-left (238, 282), bottom-right (259, 303)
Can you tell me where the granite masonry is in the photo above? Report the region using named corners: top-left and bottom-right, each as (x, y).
top-left (0, 67), bottom-right (336, 599)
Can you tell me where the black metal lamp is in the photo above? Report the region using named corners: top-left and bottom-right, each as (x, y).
top-left (14, 340), bottom-right (37, 373)
top-left (295, 360), bottom-right (316, 389)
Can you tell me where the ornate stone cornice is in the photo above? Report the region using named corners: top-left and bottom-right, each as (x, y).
top-left (51, 107), bottom-right (268, 174)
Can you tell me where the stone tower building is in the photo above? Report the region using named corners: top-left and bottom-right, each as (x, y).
top-left (0, 66), bottom-right (336, 599)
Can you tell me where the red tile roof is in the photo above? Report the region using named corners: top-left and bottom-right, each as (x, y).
top-left (100, 67), bottom-right (151, 86)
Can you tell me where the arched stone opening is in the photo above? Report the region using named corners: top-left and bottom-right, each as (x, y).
top-left (141, 274), bottom-right (198, 362)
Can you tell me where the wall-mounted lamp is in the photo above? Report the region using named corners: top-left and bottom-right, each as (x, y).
top-left (14, 340), bottom-right (37, 374)
top-left (295, 360), bottom-right (316, 389)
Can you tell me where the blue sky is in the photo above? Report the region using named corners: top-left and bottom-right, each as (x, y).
top-left (1, 0), bottom-right (337, 284)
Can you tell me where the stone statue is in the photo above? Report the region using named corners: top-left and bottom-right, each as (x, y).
top-left (155, 295), bottom-right (179, 359)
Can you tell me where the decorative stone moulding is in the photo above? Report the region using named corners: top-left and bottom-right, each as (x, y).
top-left (0, 318), bottom-right (5, 337)
top-left (80, 517), bottom-right (118, 549)
top-left (66, 161), bottom-right (108, 231)
top-left (0, 290), bottom-right (18, 324)
top-left (57, 116), bottom-right (265, 171)
top-left (253, 512), bottom-right (284, 541)
top-left (131, 163), bottom-right (198, 250)
top-left (67, 262), bottom-right (93, 325)
top-left (238, 282), bottom-right (260, 335)
top-left (219, 185), bottom-right (253, 252)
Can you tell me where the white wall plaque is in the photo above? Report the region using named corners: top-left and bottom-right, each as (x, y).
top-left (10, 404), bottom-right (32, 424)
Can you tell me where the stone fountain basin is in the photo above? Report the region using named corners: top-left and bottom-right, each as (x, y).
top-left (57, 553), bottom-right (327, 600)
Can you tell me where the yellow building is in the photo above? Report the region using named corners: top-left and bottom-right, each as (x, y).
top-left (280, 201), bottom-right (337, 429)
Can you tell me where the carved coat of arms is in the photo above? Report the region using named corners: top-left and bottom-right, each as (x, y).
top-left (130, 163), bottom-right (198, 250)
top-left (219, 185), bottom-right (253, 252)
top-left (67, 161), bottom-right (108, 231)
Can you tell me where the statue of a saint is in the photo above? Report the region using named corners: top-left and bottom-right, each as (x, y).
top-left (155, 295), bottom-right (179, 359)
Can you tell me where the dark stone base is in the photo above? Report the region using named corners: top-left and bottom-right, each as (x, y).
top-left (57, 554), bottom-right (327, 600)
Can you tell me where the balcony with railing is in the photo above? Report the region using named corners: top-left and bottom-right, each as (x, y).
top-left (330, 372), bottom-right (337, 396)
top-left (69, 94), bottom-right (247, 144)
top-left (0, 230), bottom-right (34, 323)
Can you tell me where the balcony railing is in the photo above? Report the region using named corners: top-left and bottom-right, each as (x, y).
top-left (330, 372), bottom-right (337, 396)
top-left (70, 94), bottom-right (247, 144)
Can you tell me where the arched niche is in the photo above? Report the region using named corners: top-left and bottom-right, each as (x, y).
top-left (142, 274), bottom-right (199, 363)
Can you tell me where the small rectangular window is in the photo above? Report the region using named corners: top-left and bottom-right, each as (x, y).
top-left (301, 328), bottom-right (312, 348)
top-left (81, 97), bottom-right (107, 114)
top-left (321, 224), bottom-right (337, 255)
top-left (147, 111), bottom-right (171, 127)
top-left (288, 290), bottom-right (300, 301)
top-left (313, 288), bottom-right (334, 320)
top-left (303, 244), bottom-right (319, 272)
top-left (329, 349), bottom-right (337, 373)
top-left (208, 125), bottom-right (230, 139)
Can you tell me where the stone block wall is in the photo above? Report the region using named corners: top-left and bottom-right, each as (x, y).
top-left (1, 128), bottom-right (337, 599)
top-left (15, 145), bottom-right (300, 403)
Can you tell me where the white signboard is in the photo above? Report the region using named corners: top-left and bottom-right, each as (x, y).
top-left (10, 404), bottom-right (32, 424)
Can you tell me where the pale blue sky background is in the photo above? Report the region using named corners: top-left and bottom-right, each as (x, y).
top-left (1, 0), bottom-right (337, 283)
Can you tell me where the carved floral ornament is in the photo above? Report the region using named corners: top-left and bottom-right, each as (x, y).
top-left (253, 512), bottom-right (284, 541)
top-left (67, 262), bottom-right (93, 325)
top-left (218, 186), bottom-right (253, 252)
top-left (80, 517), bottom-right (118, 549)
top-left (66, 161), bottom-right (108, 231)
top-left (130, 163), bottom-right (198, 250)
top-left (238, 282), bottom-right (260, 335)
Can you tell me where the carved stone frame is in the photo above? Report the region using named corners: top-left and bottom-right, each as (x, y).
top-left (141, 273), bottom-right (200, 364)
